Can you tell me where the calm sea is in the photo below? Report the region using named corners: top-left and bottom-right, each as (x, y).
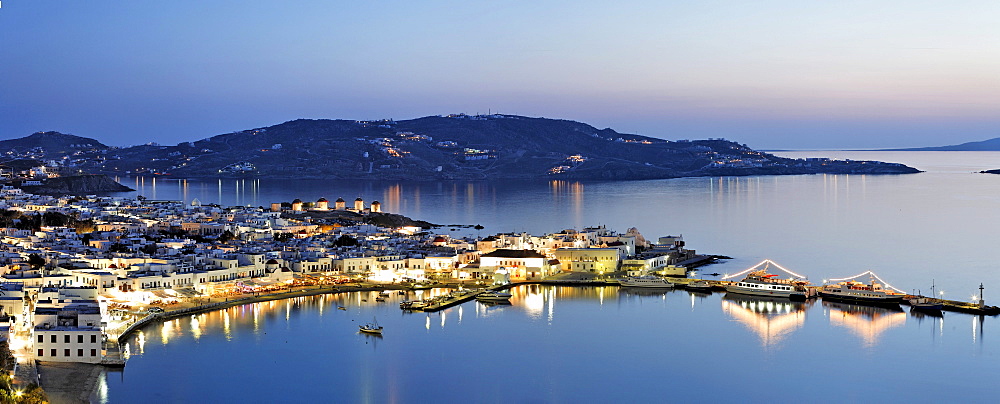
top-left (96, 151), bottom-right (1000, 402)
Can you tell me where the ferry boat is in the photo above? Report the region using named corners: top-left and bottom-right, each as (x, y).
top-left (721, 259), bottom-right (810, 300)
top-left (475, 291), bottom-right (513, 301)
top-left (819, 273), bottom-right (906, 305)
top-left (618, 275), bottom-right (674, 288)
top-left (724, 271), bottom-right (807, 300)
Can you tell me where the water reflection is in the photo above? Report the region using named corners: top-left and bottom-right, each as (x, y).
top-left (618, 287), bottom-right (671, 297)
top-left (721, 293), bottom-right (811, 349)
top-left (101, 283), bottom-right (1000, 403)
top-left (824, 301), bottom-right (906, 347)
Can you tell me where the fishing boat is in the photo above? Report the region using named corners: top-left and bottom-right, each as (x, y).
top-left (819, 271), bottom-right (906, 305)
top-left (908, 281), bottom-right (944, 312)
top-left (722, 260), bottom-right (808, 300)
top-left (908, 296), bottom-right (944, 312)
top-left (359, 318), bottom-right (383, 334)
top-left (618, 275), bottom-right (674, 288)
top-left (685, 281), bottom-right (715, 293)
top-left (399, 300), bottom-right (427, 310)
top-left (475, 291), bottom-right (513, 301)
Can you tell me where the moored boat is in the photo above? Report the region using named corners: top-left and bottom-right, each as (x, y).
top-left (685, 281), bottom-right (715, 293)
top-left (907, 296), bottom-right (944, 312)
top-left (819, 271), bottom-right (906, 305)
top-left (399, 300), bottom-right (427, 310)
top-left (475, 291), bottom-right (513, 301)
top-left (618, 275), bottom-right (674, 288)
top-left (722, 260), bottom-right (808, 300)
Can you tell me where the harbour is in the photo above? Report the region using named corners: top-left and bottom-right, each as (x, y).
top-left (98, 282), bottom-right (999, 403)
top-left (39, 150), bottom-right (1000, 402)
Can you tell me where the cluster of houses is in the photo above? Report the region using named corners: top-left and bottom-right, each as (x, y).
top-left (0, 191), bottom-right (697, 364)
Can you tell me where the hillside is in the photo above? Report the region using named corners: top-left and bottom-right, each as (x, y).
top-left (13, 115), bottom-right (921, 181)
top-left (0, 131), bottom-right (107, 154)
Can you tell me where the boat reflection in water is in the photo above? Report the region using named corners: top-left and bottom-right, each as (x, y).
top-left (824, 300), bottom-right (906, 347)
top-left (478, 300), bottom-right (512, 307)
top-left (618, 287), bottom-right (673, 297)
top-left (721, 293), bottom-right (811, 349)
top-left (909, 306), bottom-right (944, 319)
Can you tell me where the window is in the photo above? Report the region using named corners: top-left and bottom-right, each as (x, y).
top-left (64, 335), bottom-right (70, 343)
top-left (90, 349), bottom-right (97, 357)
top-left (91, 335), bottom-right (97, 343)
top-left (37, 349), bottom-right (43, 357)
top-left (78, 349), bottom-right (84, 357)
top-left (51, 335), bottom-right (56, 343)
top-left (65, 349), bottom-right (70, 357)
top-left (50, 349), bottom-right (56, 357)
top-left (38, 335), bottom-right (43, 343)
top-left (78, 335), bottom-right (84, 343)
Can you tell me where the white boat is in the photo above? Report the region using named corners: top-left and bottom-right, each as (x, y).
top-left (618, 275), bottom-right (674, 288)
top-left (475, 291), bottom-right (513, 301)
top-left (722, 260), bottom-right (808, 300)
top-left (819, 279), bottom-right (906, 305)
top-left (359, 318), bottom-right (383, 334)
top-left (724, 274), bottom-right (807, 299)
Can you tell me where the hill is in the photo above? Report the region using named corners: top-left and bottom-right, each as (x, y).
top-left (14, 115), bottom-right (921, 181)
top-left (0, 131), bottom-right (107, 154)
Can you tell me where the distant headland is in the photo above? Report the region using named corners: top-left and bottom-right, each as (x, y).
top-left (2, 115), bottom-right (920, 186)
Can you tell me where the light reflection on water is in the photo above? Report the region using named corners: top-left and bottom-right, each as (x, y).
top-left (721, 293), bottom-right (811, 349)
top-left (103, 286), bottom-right (996, 402)
top-left (115, 151), bottom-right (1000, 302)
top-left (824, 300), bottom-right (908, 348)
top-left (100, 151), bottom-right (1000, 401)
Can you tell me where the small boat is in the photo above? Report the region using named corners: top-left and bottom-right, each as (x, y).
top-left (337, 306), bottom-right (347, 311)
top-left (618, 275), bottom-right (674, 288)
top-left (908, 296), bottom-right (944, 312)
top-left (476, 291), bottom-right (513, 301)
top-left (375, 295), bottom-right (387, 302)
top-left (908, 281), bottom-right (944, 312)
top-left (359, 318), bottom-right (383, 334)
top-left (400, 300), bottom-right (427, 310)
top-left (398, 291), bottom-right (406, 295)
top-left (685, 281), bottom-right (715, 293)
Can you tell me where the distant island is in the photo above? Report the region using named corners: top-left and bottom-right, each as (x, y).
top-left (880, 135), bottom-right (1000, 174)
top-left (2, 115), bottom-right (920, 184)
top-left (882, 136), bottom-right (1000, 151)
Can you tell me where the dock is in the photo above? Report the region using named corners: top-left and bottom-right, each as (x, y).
top-left (418, 289), bottom-right (487, 312)
top-left (902, 297), bottom-right (1000, 316)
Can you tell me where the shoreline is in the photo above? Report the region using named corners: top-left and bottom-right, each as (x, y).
top-left (56, 283), bottom-right (460, 403)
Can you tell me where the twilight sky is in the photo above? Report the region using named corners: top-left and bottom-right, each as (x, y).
top-left (2, 1), bottom-right (999, 149)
